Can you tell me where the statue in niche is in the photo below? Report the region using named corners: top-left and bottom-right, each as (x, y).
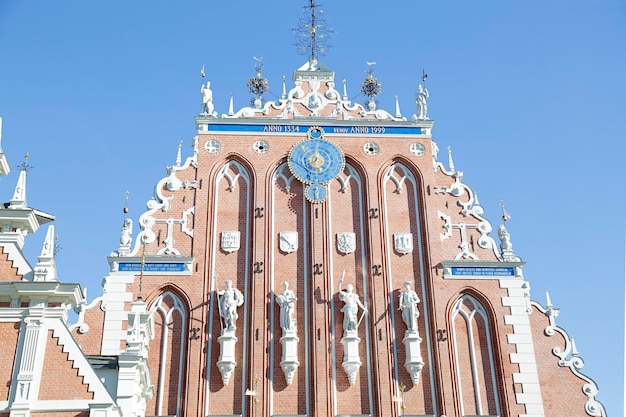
top-left (415, 84), bottom-right (429, 120)
top-left (338, 272), bottom-right (367, 332)
top-left (201, 81), bottom-right (215, 115)
top-left (217, 280), bottom-right (244, 331)
top-left (276, 281), bottom-right (297, 331)
top-left (399, 281), bottom-right (421, 334)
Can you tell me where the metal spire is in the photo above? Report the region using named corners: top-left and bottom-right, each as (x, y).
top-left (10, 153), bottom-right (30, 209)
top-left (293, 0), bottom-right (334, 64)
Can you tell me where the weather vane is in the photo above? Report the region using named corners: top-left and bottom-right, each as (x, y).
top-left (500, 198), bottom-right (511, 222)
top-left (360, 62), bottom-right (382, 102)
top-left (292, 0), bottom-right (334, 64)
top-left (247, 57), bottom-right (269, 107)
top-left (17, 153), bottom-right (33, 172)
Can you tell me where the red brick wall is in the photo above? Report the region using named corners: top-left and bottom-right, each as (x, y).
top-left (112, 127), bottom-right (596, 417)
top-left (530, 304), bottom-right (590, 416)
top-left (0, 246), bottom-right (22, 281)
top-left (39, 330), bottom-right (93, 401)
top-left (71, 300), bottom-right (106, 356)
top-left (0, 322), bottom-right (20, 401)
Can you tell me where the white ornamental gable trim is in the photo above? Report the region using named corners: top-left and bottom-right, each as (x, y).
top-left (128, 150), bottom-right (196, 257)
top-left (532, 296), bottom-right (607, 417)
top-left (220, 61), bottom-right (407, 121)
top-left (435, 169), bottom-right (500, 261)
top-left (279, 231), bottom-right (298, 254)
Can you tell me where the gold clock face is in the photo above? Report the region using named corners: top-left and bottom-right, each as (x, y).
top-left (308, 153), bottom-right (325, 170)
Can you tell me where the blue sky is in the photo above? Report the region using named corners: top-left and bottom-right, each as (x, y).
top-left (0, 1), bottom-right (624, 414)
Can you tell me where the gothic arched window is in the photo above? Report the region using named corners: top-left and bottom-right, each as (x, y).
top-left (451, 294), bottom-right (501, 417)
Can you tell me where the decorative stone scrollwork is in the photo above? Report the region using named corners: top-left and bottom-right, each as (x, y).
top-left (435, 170), bottom-right (500, 261)
top-left (532, 296), bottom-right (607, 417)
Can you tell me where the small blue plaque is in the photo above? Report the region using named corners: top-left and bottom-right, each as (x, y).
top-left (118, 263), bottom-right (186, 272)
top-left (451, 267), bottom-right (515, 277)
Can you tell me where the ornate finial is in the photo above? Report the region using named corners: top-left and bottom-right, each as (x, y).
top-left (395, 95), bottom-right (401, 118)
top-left (544, 290), bottom-right (560, 321)
top-left (123, 190), bottom-right (130, 217)
top-left (247, 57), bottom-right (269, 108)
top-left (293, 0), bottom-right (334, 64)
top-left (447, 147), bottom-right (455, 173)
top-left (500, 198), bottom-right (511, 222)
top-left (10, 154), bottom-right (30, 209)
top-left (176, 140), bottom-right (183, 167)
top-left (228, 94), bottom-right (234, 116)
top-left (361, 62), bottom-right (382, 108)
top-left (281, 76), bottom-right (287, 100)
top-left (342, 78), bottom-right (348, 101)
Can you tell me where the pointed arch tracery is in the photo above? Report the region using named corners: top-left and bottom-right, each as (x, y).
top-left (148, 290), bottom-right (188, 417)
top-left (451, 294), bottom-right (502, 417)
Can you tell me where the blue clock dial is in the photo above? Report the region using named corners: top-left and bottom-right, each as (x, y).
top-left (305, 183), bottom-right (328, 203)
top-left (288, 138), bottom-right (345, 184)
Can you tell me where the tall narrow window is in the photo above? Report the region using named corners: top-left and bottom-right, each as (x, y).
top-left (451, 295), bottom-right (501, 417)
top-left (148, 291), bottom-right (188, 417)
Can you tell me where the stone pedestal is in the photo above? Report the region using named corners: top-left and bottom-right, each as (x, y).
top-left (341, 330), bottom-right (362, 386)
top-left (403, 331), bottom-right (424, 385)
top-left (279, 330), bottom-right (300, 385)
top-left (217, 330), bottom-right (238, 386)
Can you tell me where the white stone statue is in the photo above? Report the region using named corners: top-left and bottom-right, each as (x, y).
top-left (338, 273), bottom-right (367, 332)
top-left (415, 84), bottom-right (429, 120)
top-left (120, 218), bottom-right (133, 247)
top-left (398, 281), bottom-right (420, 334)
top-left (276, 281), bottom-right (297, 331)
top-left (217, 280), bottom-right (244, 331)
top-left (201, 81), bottom-right (215, 115)
top-left (498, 224), bottom-right (513, 252)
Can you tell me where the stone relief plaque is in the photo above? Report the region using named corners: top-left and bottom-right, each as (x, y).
top-left (279, 231), bottom-right (298, 254)
top-left (221, 231), bottom-right (240, 253)
top-left (394, 233), bottom-right (413, 254)
top-left (337, 232), bottom-right (356, 254)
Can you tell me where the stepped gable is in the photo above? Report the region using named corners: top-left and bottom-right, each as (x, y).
top-left (39, 330), bottom-right (93, 401)
top-left (0, 246), bottom-right (22, 282)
